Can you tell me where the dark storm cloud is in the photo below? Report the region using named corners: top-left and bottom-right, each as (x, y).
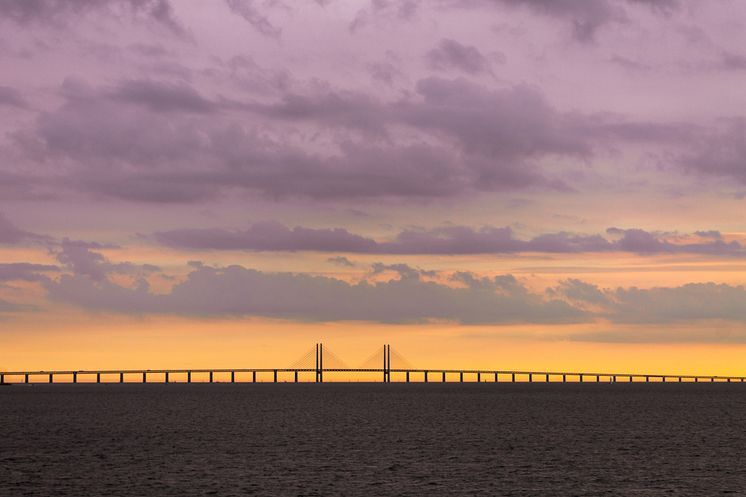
top-left (0, 0), bottom-right (185, 35)
top-left (426, 39), bottom-right (491, 74)
top-left (152, 222), bottom-right (746, 256)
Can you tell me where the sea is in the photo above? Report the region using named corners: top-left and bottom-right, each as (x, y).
top-left (2, 383), bottom-right (746, 496)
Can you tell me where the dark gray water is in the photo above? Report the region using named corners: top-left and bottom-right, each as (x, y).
top-left (2, 384), bottom-right (746, 496)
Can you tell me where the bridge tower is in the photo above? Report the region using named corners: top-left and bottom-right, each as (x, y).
top-left (383, 344), bottom-right (391, 383)
top-left (315, 343), bottom-right (323, 383)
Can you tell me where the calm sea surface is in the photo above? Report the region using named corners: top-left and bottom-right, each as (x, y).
top-left (2, 384), bottom-right (746, 496)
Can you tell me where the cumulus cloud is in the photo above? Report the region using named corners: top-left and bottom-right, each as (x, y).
top-left (53, 239), bottom-right (159, 282)
top-left (556, 279), bottom-right (746, 325)
top-left (39, 244), bottom-right (746, 331)
top-left (152, 222), bottom-right (746, 256)
top-left (44, 255), bottom-right (585, 324)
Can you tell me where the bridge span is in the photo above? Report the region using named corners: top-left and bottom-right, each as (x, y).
top-left (2, 343), bottom-right (744, 385)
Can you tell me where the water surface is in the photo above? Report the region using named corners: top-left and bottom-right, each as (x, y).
top-left (2, 384), bottom-right (745, 496)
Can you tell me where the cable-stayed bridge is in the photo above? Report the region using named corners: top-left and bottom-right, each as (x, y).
top-left (1, 343), bottom-right (744, 384)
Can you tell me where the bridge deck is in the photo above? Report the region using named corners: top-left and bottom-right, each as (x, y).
top-left (1, 368), bottom-right (744, 383)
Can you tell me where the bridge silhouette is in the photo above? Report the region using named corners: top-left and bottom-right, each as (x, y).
top-left (1, 343), bottom-right (745, 384)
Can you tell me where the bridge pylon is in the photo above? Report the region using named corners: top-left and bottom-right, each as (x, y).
top-left (383, 344), bottom-right (391, 383)
top-left (315, 343), bottom-right (323, 383)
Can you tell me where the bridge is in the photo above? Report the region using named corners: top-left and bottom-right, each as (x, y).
top-left (1, 343), bottom-right (745, 384)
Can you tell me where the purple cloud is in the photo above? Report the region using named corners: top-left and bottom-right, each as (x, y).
top-left (44, 256), bottom-right (585, 324)
top-left (0, 0), bottom-right (185, 34)
top-left (153, 222), bottom-right (746, 256)
top-left (0, 263), bottom-right (58, 282)
top-left (0, 86), bottom-right (29, 109)
top-left (225, 0), bottom-right (282, 39)
top-left (426, 39), bottom-right (491, 74)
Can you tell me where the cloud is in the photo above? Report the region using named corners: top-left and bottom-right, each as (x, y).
top-left (327, 256), bottom-right (355, 267)
top-left (426, 39), bottom-right (491, 74)
top-left (0, 213), bottom-right (43, 244)
top-left (0, 263), bottom-right (58, 282)
top-left (456, 0), bottom-right (680, 43)
top-left (44, 257), bottom-right (585, 324)
top-left (560, 280), bottom-right (746, 325)
top-left (42, 244), bottom-right (746, 329)
top-left (225, 0), bottom-right (282, 39)
top-left (53, 239), bottom-right (159, 282)
top-left (153, 221), bottom-right (377, 252)
top-left (0, 86), bottom-right (29, 109)
top-left (681, 120), bottom-right (746, 184)
top-left (0, 0), bottom-right (185, 35)
top-left (152, 222), bottom-right (746, 256)
top-left (108, 79), bottom-right (217, 114)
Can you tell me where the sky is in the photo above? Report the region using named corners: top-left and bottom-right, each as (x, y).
top-left (2, 0), bottom-right (746, 376)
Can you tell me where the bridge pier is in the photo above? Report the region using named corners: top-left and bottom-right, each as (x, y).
top-left (0, 373), bottom-right (4, 384)
top-left (613, 376), bottom-right (616, 383)
top-left (528, 373), bottom-right (532, 383)
top-left (253, 371), bottom-right (256, 383)
top-left (629, 375), bottom-right (633, 382)
top-left (460, 371), bottom-right (464, 382)
top-left (645, 376), bottom-right (649, 383)
top-left (494, 372), bottom-right (498, 382)
top-left (442, 371), bottom-right (446, 382)
top-left (142, 372), bottom-right (147, 383)
top-left (209, 371), bottom-right (214, 383)
top-left (273, 370), bottom-right (278, 383)
top-left (187, 371), bottom-right (191, 383)
top-left (695, 377), bottom-right (698, 383)
top-left (477, 372), bottom-right (481, 383)
top-left (662, 376), bottom-right (666, 383)
top-left (562, 374), bottom-right (566, 383)
top-left (97, 373), bottom-right (101, 384)
top-left (678, 377), bottom-right (682, 382)
top-left (545, 373), bottom-right (550, 383)
top-left (231, 371), bottom-right (235, 383)
top-left (596, 375), bottom-right (600, 383)
top-left (424, 370), bottom-right (428, 383)
top-left (711, 377), bottom-right (714, 383)
top-left (120, 372), bottom-right (124, 383)
top-left (512, 373), bottom-right (515, 382)
top-left (406, 371), bottom-right (410, 382)
top-left (49, 373), bottom-right (53, 383)
top-left (165, 372), bottom-right (169, 384)
top-left (73, 372), bottom-right (77, 384)
top-left (579, 374), bottom-right (583, 383)
top-left (25, 373), bottom-right (29, 384)
top-left (294, 371), bottom-right (298, 383)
